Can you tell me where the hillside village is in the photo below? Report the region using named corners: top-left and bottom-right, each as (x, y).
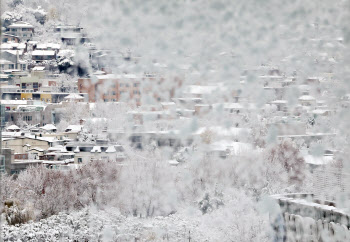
top-left (1, 19), bottom-right (348, 174)
top-left (1, 1), bottom-right (350, 241)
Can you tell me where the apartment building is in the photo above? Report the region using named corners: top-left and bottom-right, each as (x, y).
top-left (6, 21), bottom-right (34, 41)
top-left (78, 73), bottom-right (141, 104)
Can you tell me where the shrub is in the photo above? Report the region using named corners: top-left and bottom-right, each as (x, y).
top-left (2, 200), bottom-right (34, 225)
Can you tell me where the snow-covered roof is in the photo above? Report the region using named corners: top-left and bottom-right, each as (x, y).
top-left (0, 74), bottom-right (10, 78)
top-left (93, 70), bottom-right (106, 75)
top-left (48, 145), bottom-right (66, 152)
top-left (184, 85), bottom-right (219, 95)
top-left (271, 100), bottom-right (288, 104)
top-left (195, 126), bottom-right (250, 137)
top-left (0, 42), bottom-right (26, 49)
top-left (55, 25), bottom-right (82, 29)
top-left (1, 49), bottom-right (24, 56)
top-left (168, 160), bottom-right (179, 165)
top-left (95, 73), bottom-right (139, 80)
top-left (312, 109), bottom-right (331, 115)
top-left (32, 66), bottom-right (46, 71)
top-left (65, 125), bottom-right (83, 132)
top-left (0, 59), bottom-right (14, 65)
top-left (106, 146), bottom-right (116, 153)
top-left (6, 125), bottom-right (20, 130)
top-left (32, 50), bottom-right (55, 56)
top-left (29, 147), bottom-right (44, 152)
top-left (8, 21), bottom-right (33, 28)
top-left (2, 33), bottom-right (19, 38)
top-left (213, 103), bottom-right (244, 110)
top-left (0, 100), bottom-right (27, 105)
top-left (91, 146), bottom-right (101, 153)
top-left (304, 155), bottom-right (333, 165)
top-left (299, 95), bottom-right (316, 101)
top-left (161, 102), bottom-right (176, 106)
top-left (64, 93), bottom-right (84, 100)
top-left (57, 49), bottom-right (75, 57)
top-left (35, 136), bottom-right (57, 143)
top-left (60, 33), bottom-right (81, 39)
top-left (36, 43), bottom-right (61, 50)
top-left (210, 141), bottom-right (253, 155)
top-left (41, 124), bottom-right (57, 131)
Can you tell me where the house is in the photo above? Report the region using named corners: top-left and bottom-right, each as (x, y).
top-left (5, 124), bottom-right (21, 132)
top-left (54, 25), bottom-right (90, 45)
top-left (2, 135), bottom-right (54, 154)
top-left (0, 59), bottom-right (16, 72)
top-left (0, 100), bottom-right (28, 111)
top-left (16, 75), bottom-right (41, 91)
top-left (0, 42), bottom-right (26, 51)
top-left (299, 94), bottom-right (316, 107)
top-left (1, 33), bottom-right (20, 43)
top-left (1, 148), bottom-right (42, 174)
top-left (0, 48), bottom-right (27, 72)
top-left (4, 104), bottom-right (59, 126)
top-left (35, 43), bottom-right (61, 53)
top-left (27, 147), bottom-right (45, 159)
top-left (32, 50), bottom-right (56, 62)
top-left (40, 124), bottom-right (57, 133)
top-left (6, 21), bottom-right (34, 41)
top-left (66, 142), bottom-right (125, 163)
top-left (64, 93), bottom-right (84, 102)
top-left (1, 148), bottom-right (14, 174)
top-left (64, 125), bottom-right (83, 140)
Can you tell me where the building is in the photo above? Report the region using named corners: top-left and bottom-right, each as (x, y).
top-left (4, 104), bottom-right (58, 126)
top-left (2, 135), bottom-right (55, 154)
top-left (6, 21), bottom-right (34, 41)
top-left (54, 25), bottom-right (90, 45)
top-left (32, 50), bottom-right (56, 62)
top-left (78, 73), bottom-right (141, 104)
top-left (1, 91), bottom-right (88, 103)
top-left (65, 141), bottom-right (125, 163)
top-left (1, 33), bottom-right (20, 43)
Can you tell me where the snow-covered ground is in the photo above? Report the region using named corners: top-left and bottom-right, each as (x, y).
top-left (1, 206), bottom-right (269, 241)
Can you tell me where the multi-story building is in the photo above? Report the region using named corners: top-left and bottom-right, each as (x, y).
top-left (6, 21), bottom-right (34, 41)
top-left (54, 25), bottom-right (90, 45)
top-left (1, 33), bottom-right (20, 43)
top-left (78, 73), bottom-right (141, 105)
top-left (1, 91), bottom-right (88, 103)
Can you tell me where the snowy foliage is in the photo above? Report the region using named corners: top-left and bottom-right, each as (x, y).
top-left (1, 0), bottom-right (350, 240)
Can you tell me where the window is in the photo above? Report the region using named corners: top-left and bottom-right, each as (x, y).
top-left (78, 158), bottom-right (82, 163)
top-left (133, 90), bottom-right (140, 94)
top-left (134, 83), bottom-right (139, 87)
top-left (0, 156), bottom-right (5, 173)
top-left (112, 91), bottom-right (116, 95)
top-left (119, 83), bottom-right (123, 87)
